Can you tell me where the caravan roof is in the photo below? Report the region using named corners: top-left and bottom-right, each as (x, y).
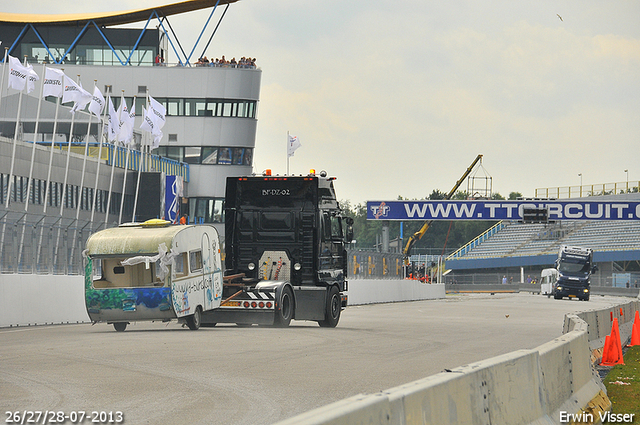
top-left (86, 223), bottom-right (191, 256)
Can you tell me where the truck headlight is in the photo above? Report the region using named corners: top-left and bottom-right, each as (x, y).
top-left (293, 262), bottom-right (302, 271)
top-left (248, 262), bottom-right (256, 271)
top-left (583, 289), bottom-right (589, 293)
top-left (556, 286), bottom-right (562, 291)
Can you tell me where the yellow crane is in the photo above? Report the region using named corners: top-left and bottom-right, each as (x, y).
top-left (402, 154), bottom-right (484, 261)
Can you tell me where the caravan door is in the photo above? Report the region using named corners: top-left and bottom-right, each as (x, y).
top-left (201, 230), bottom-right (223, 311)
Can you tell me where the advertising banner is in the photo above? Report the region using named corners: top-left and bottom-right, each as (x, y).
top-left (367, 200), bottom-right (640, 221)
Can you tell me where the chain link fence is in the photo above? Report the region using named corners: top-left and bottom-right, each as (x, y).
top-left (0, 212), bottom-right (111, 274)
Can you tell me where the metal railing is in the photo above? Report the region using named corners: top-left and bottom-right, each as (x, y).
top-left (45, 142), bottom-right (190, 183)
top-left (347, 250), bottom-right (404, 279)
top-left (535, 181), bottom-right (640, 198)
top-left (447, 221), bottom-right (506, 260)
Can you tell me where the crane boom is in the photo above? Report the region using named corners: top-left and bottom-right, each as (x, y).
top-left (402, 154), bottom-right (483, 260)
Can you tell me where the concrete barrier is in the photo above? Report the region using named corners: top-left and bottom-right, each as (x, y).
top-left (347, 279), bottom-right (445, 305)
top-left (0, 274), bottom-right (89, 328)
top-left (0, 275), bottom-right (445, 328)
top-left (446, 283), bottom-right (640, 298)
top-left (275, 300), bottom-right (640, 424)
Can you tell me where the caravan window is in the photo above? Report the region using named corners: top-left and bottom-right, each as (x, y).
top-left (92, 258), bottom-right (103, 281)
top-left (190, 250), bottom-right (203, 272)
top-left (174, 253), bottom-right (187, 277)
top-left (91, 257), bottom-right (163, 288)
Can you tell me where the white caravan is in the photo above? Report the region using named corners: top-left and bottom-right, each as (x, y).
top-left (84, 220), bottom-right (223, 331)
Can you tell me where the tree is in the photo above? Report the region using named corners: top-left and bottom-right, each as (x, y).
top-left (508, 191), bottom-right (523, 200)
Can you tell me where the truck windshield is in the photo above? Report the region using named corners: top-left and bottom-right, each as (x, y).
top-left (558, 259), bottom-right (590, 274)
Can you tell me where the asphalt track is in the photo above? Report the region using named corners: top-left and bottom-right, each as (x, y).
top-left (0, 293), bottom-right (624, 424)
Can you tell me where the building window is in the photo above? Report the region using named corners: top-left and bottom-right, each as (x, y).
top-left (106, 97), bottom-right (256, 118)
top-left (154, 146), bottom-right (253, 166)
top-left (184, 147), bottom-right (201, 164)
top-left (188, 197), bottom-right (225, 223)
top-left (202, 147), bottom-right (217, 164)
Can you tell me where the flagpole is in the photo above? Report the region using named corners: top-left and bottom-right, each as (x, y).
top-left (0, 49), bottom-right (9, 266)
top-left (42, 71), bottom-right (63, 214)
top-left (18, 62), bottom-right (47, 269)
top-left (54, 74), bottom-right (83, 273)
top-left (132, 94), bottom-right (143, 222)
top-left (58, 76), bottom-right (80, 217)
top-left (75, 80), bottom-right (97, 222)
top-left (5, 56), bottom-right (29, 208)
top-left (117, 91), bottom-right (131, 224)
top-left (24, 63), bottom-right (48, 213)
top-left (0, 48), bottom-right (8, 113)
top-left (67, 79), bottom-right (97, 263)
top-left (90, 90), bottom-right (109, 230)
top-left (104, 92), bottom-right (118, 226)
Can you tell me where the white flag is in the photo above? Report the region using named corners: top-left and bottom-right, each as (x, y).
top-left (141, 105), bottom-right (163, 149)
top-left (106, 97), bottom-right (119, 142)
top-left (140, 104), bottom-right (156, 134)
top-left (26, 66), bottom-right (39, 94)
top-left (117, 95), bottom-right (135, 145)
top-left (62, 75), bottom-right (92, 114)
top-left (121, 104), bottom-right (136, 145)
top-left (42, 67), bottom-right (64, 98)
top-left (148, 96), bottom-right (166, 130)
top-left (88, 86), bottom-right (105, 118)
top-left (7, 55), bottom-right (36, 93)
top-left (287, 135), bottom-right (301, 157)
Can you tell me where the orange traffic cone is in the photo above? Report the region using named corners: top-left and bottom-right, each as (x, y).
top-left (601, 318), bottom-right (625, 366)
top-left (629, 311), bottom-right (640, 347)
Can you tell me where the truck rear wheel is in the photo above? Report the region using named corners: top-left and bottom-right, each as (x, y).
top-left (274, 286), bottom-right (293, 327)
top-left (318, 286), bottom-right (341, 328)
top-left (186, 306), bottom-right (202, 330)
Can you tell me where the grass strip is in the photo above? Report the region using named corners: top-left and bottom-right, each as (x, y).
top-left (602, 345), bottom-right (640, 423)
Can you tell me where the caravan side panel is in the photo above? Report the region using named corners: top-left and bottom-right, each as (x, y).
top-left (170, 226), bottom-right (223, 318)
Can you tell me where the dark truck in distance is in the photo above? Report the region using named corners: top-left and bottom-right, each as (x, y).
top-left (553, 245), bottom-right (598, 301)
top-left (201, 170), bottom-right (353, 327)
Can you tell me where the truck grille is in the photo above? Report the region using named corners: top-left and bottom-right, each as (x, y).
top-left (258, 250), bottom-right (291, 281)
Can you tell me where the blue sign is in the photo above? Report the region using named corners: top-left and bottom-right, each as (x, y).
top-left (165, 175), bottom-right (181, 223)
top-left (366, 200), bottom-right (640, 221)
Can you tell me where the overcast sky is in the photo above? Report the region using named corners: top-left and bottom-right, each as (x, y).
top-left (5, 1), bottom-right (640, 205)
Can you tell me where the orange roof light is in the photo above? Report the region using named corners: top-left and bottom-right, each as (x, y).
top-left (309, 169), bottom-right (316, 176)
top-left (264, 169), bottom-right (272, 176)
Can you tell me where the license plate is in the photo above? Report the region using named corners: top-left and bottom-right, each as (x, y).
top-left (568, 295), bottom-right (576, 298)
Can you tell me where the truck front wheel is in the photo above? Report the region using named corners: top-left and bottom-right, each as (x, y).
top-left (318, 286), bottom-right (341, 328)
top-left (274, 287), bottom-right (293, 327)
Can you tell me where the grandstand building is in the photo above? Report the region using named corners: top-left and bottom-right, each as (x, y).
top-left (444, 193), bottom-right (640, 288)
top-left (0, 1), bottom-right (260, 273)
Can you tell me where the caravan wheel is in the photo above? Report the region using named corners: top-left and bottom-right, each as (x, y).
top-left (186, 307), bottom-right (202, 330)
top-left (113, 322), bottom-right (127, 332)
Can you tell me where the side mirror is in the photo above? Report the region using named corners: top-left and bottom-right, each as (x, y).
top-left (592, 264), bottom-right (599, 274)
top-left (344, 217), bottom-right (354, 243)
